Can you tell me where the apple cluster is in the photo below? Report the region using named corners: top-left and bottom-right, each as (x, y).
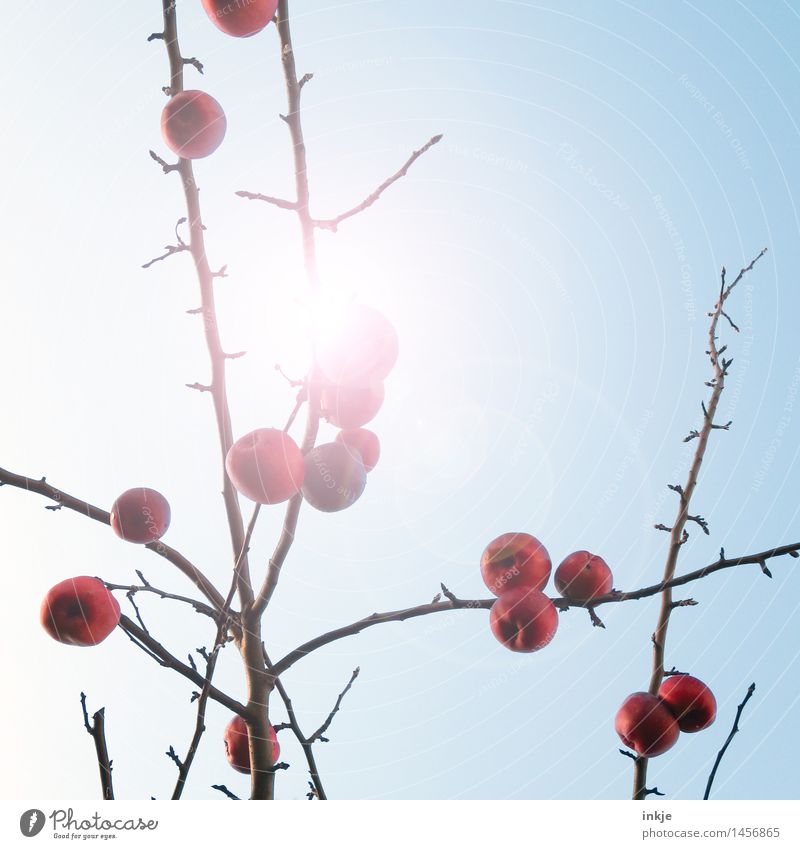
top-left (225, 303), bottom-right (396, 513)
top-left (615, 675), bottom-right (717, 758)
top-left (480, 534), bottom-right (614, 652)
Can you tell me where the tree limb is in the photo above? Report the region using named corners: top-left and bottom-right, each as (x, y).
top-left (703, 682), bottom-right (756, 800)
top-left (634, 249), bottom-right (767, 800)
top-left (80, 693), bottom-right (114, 800)
top-left (0, 466), bottom-right (225, 612)
top-left (118, 614), bottom-right (246, 716)
top-left (312, 135), bottom-right (443, 232)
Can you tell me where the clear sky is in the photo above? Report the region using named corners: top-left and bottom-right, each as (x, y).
top-left (2, 0), bottom-right (799, 801)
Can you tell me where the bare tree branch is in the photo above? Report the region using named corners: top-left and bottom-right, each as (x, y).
top-left (80, 693), bottom-right (114, 800)
top-left (308, 667), bottom-right (360, 744)
top-left (273, 539), bottom-right (798, 676)
top-left (703, 683), bottom-right (756, 800)
top-left (105, 572), bottom-right (219, 620)
top-left (212, 784), bottom-right (240, 800)
top-left (142, 241), bottom-right (188, 268)
top-left (235, 190), bottom-right (298, 210)
top-left (0, 466), bottom-right (226, 612)
top-left (634, 249), bottom-right (768, 800)
top-left (118, 614), bottom-right (245, 716)
top-left (312, 135), bottom-right (443, 232)
top-left (155, 0), bottom-right (251, 605)
top-left (170, 630), bottom-right (228, 799)
top-left (250, 0), bottom-right (325, 622)
top-left (264, 648), bottom-right (328, 800)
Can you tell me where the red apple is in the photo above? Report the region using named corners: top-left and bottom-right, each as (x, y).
top-left (322, 380), bottom-right (384, 429)
top-left (226, 428), bottom-right (304, 504)
top-left (201, 0), bottom-right (278, 37)
top-left (161, 90), bottom-right (226, 159)
top-left (658, 675), bottom-right (717, 732)
top-left (40, 577), bottom-right (121, 647)
top-left (489, 586), bottom-right (558, 652)
top-left (317, 304), bottom-right (399, 385)
top-left (615, 692), bottom-right (680, 757)
top-left (554, 550), bottom-right (613, 601)
top-left (224, 715), bottom-right (280, 774)
top-left (335, 428), bottom-right (380, 472)
top-left (110, 488), bottom-right (171, 543)
top-left (302, 442), bottom-right (367, 512)
top-left (480, 533), bottom-right (551, 596)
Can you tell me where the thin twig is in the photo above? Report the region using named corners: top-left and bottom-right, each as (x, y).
top-left (235, 190), bottom-right (298, 209)
top-left (171, 629), bottom-right (228, 799)
top-left (80, 693), bottom-right (114, 800)
top-left (104, 575), bottom-right (219, 620)
top-left (212, 784), bottom-right (240, 800)
top-left (118, 614), bottom-right (245, 716)
top-left (703, 683), bottom-right (756, 800)
top-left (309, 667), bottom-right (360, 743)
top-left (313, 135), bottom-right (443, 232)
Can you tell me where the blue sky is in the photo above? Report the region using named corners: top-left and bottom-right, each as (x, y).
top-left (2, 0), bottom-right (800, 800)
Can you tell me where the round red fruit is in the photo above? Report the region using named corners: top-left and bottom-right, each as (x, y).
top-left (40, 576), bottom-right (121, 647)
top-left (226, 428), bottom-right (304, 504)
top-left (554, 550), bottom-right (613, 601)
top-left (110, 488), bottom-right (171, 543)
top-left (480, 532), bottom-right (551, 596)
top-left (161, 90), bottom-right (226, 159)
top-left (615, 692), bottom-right (680, 757)
top-left (201, 0), bottom-right (278, 37)
top-left (317, 304), bottom-right (399, 385)
top-left (223, 715), bottom-right (280, 774)
top-left (489, 586), bottom-right (558, 652)
top-left (322, 380), bottom-right (384, 429)
top-left (335, 428), bottom-right (380, 472)
top-left (302, 442), bottom-right (367, 513)
top-left (658, 674), bottom-right (717, 733)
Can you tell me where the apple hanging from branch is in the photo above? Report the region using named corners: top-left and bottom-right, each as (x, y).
top-left (161, 90), bottom-right (227, 160)
top-left (40, 577), bottom-right (121, 647)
